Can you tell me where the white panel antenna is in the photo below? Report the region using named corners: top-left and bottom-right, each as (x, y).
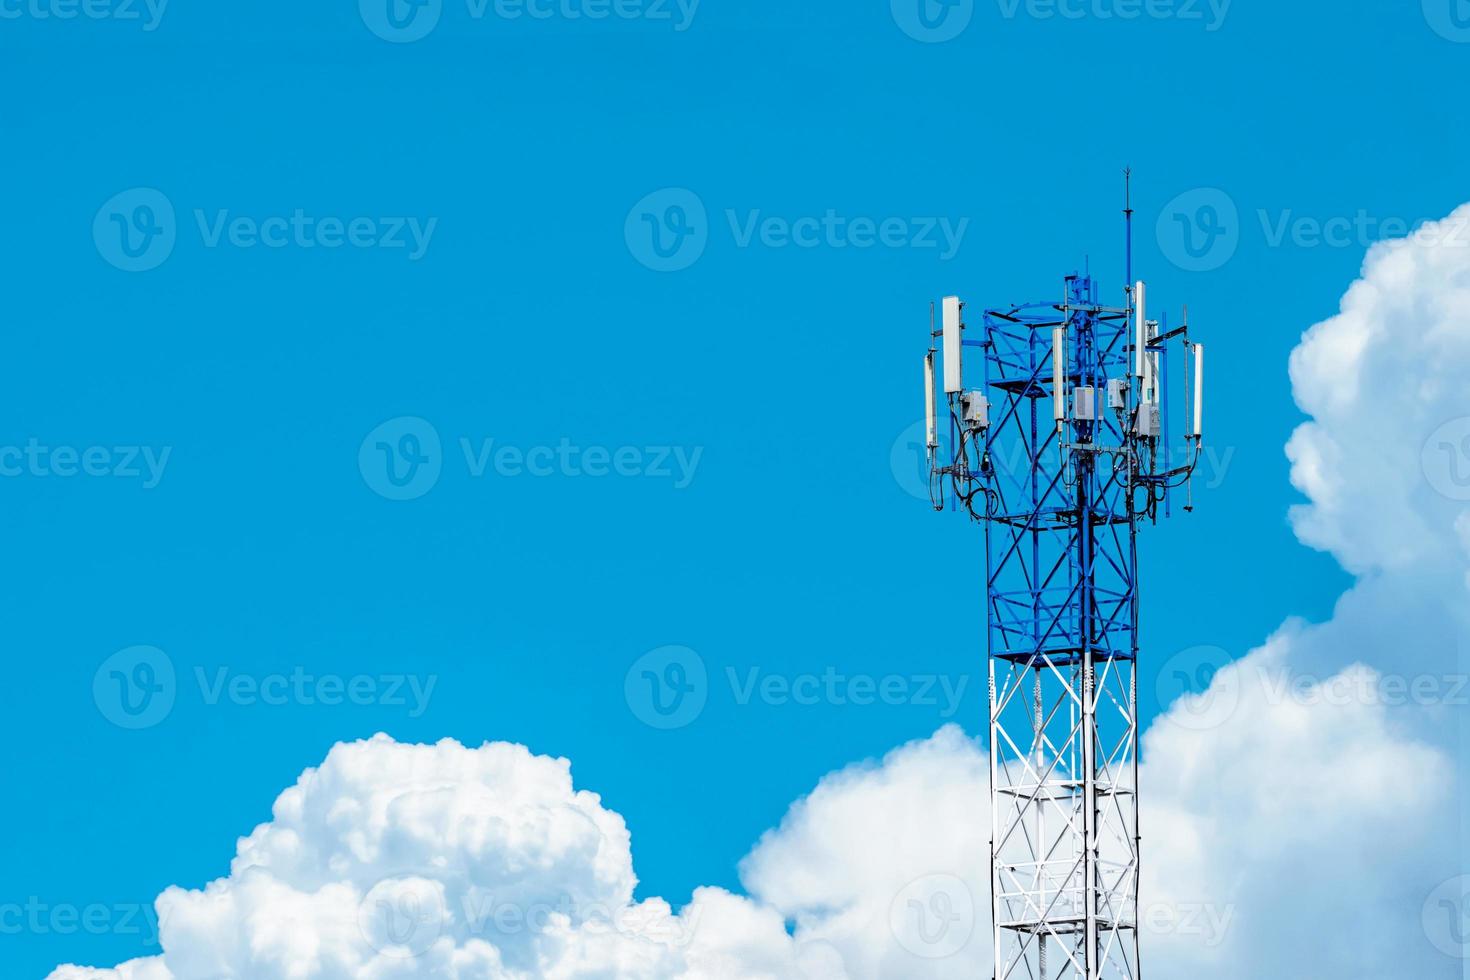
top-left (1133, 280), bottom-right (1147, 379)
top-left (943, 296), bottom-right (963, 394)
top-left (1052, 325), bottom-right (1067, 426)
top-left (925, 352), bottom-right (938, 450)
top-left (1193, 342), bottom-right (1205, 440)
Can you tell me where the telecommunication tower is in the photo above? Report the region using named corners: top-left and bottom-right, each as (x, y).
top-left (921, 175), bottom-right (1206, 980)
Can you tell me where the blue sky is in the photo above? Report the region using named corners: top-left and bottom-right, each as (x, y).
top-left (2, 1), bottom-right (1468, 975)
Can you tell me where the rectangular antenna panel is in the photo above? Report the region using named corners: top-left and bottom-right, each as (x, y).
top-left (1052, 326), bottom-right (1066, 423)
top-left (943, 296), bottom-right (963, 394)
top-left (925, 353), bottom-right (938, 450)
top-left (1194, 343), bottom-right (1205, 439)
top-left (1134, 281), bottom-right (1147, 378)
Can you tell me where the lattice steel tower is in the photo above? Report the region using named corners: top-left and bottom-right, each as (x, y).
top-left (920, 177), bottom-right (1206, 980)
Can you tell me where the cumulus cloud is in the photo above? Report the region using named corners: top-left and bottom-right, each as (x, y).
top-left (53, 206), bottom-right (1470, 979)
top-left (1143, 203), bottom-right (1470, 977)
top-left (47, 693), bottom-right (1452, 979)
top-left (1279, 204), bottom-right (1470, 756)
top-left (1287, 202), bottom-right (1470, 579)
top-left (740, 726), bottom-right (990, 980)
top-left (1141, 635), bottom-right (1454, 978)
top-left (738, 640), bottom-right (1454, 979)
top-left (50, 964), bottom-right (174, 980)
top-left (50, 736), bottom-right (826, 980)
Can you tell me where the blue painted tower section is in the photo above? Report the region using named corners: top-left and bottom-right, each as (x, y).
top-left (977, 274), bottom-right (1136, 676)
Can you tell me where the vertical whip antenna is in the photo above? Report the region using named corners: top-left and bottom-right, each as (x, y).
top-left (1124, 167), bottom-right (1133, 291)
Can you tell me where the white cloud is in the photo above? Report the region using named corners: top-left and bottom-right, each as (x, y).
top-left (48, 693), bottom-right (1451, 979)
top-left (1141, 633), bottom-right (1454, 978)
top-left (53, 206), bottom-right (1470, 980)
top-left (49, 736), bottom-right (824, 980)
top-left (49, 964), bottom-right (174, 980)
top-left (1278, 200), bottom-right (1470, 767)
top-left (736, 640), bottom-right (1454, 978)
top-left (739, 725), bottom-right (990, 980)
top-left (1287, 203), bottom-right (1470, 578)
